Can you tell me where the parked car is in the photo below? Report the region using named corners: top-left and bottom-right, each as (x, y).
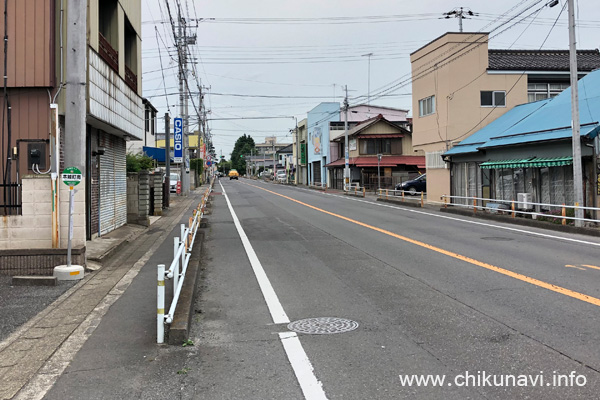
top-left (276, 170), bottom-right (287, 183)
top-left (395, 174), bottom-right (426, 195)
top-left (169, 173), bottom-right (179, 193)
top-left (228, 169), bottom-right (239, 180)
top-left (260, 171), bottom-right (273, 180)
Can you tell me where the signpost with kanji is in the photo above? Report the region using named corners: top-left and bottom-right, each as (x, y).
top-left (61, 167), bottom-right (82, 268)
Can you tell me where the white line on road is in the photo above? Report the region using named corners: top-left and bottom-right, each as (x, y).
top-left (279, 332), bottom-right (328, 400)
top-left (219, 181), bottom-right (289, 324)
top-left (276, 183), bottom-right (600, 248)
top-left (219, 181), bottom-right (328, 400)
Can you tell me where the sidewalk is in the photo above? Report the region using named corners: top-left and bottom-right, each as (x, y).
top-left (0, 190), bottom-right (204, 400)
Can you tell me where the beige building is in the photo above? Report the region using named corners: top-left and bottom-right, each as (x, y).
top-left (0, 0), bottom-right (144, 272)
top-left (410, 32), bottom-right (600, 203)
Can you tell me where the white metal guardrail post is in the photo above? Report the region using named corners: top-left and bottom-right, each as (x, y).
top-left (157, 181), bottom-right (215, 344)
top-left (173, 237), bottom-right (179, 291)
top-left (157, 264), bottom-right (165, 344)
top-left (180, 224), bottom-right (186, 273)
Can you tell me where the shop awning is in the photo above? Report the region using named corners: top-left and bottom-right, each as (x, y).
top-left (356, 134), bottom-right (404, 139)
top-left (324, 155), bottom-right (425, 168)
top-left (479, 156), bottom-right (573, 169)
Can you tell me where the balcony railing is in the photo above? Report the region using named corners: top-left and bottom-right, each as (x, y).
top-left (98, 32), bottom-right (118, 72)
top-left (125, 64), bottom-right (138, 93)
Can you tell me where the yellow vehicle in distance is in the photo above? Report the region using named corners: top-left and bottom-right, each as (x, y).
top-left (228, 169), bottom-right (239, 180)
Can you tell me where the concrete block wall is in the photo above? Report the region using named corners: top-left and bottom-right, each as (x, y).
top-left (139, 171), bottom-right (150, 217)
top-left (0, 175), bottom-right (85, 249)
top-left (152, 173), bottom-right (163, 216)
top-left (127, 173), bottom-right (140, 223)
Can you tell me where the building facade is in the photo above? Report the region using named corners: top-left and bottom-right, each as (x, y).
top-left (444, 69), bottom-right (600, 216)
top-left (326, 115), bottom-right (425, 190)
top-left (0, 0), bottom-right (144, 254)
top-left (410, 32), bottom-right (600, 203)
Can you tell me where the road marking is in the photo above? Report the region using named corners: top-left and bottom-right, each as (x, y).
top-left (219, 181), bottom-right (289, 324)
top-left (242, 181), bottom-right (600, 309)
top-left (582, 264), bottom-right (600, 271)
top-left (219, 182), bottom-right (328, 400)
top-left (565, 264), bottom-right (587, 270)
top-left (278, 181), bottom-right (600, 249)
top-left (279, 332), bottom-right (328, 400)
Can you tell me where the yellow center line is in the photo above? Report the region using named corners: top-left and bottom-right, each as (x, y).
top-left (242, 181), bottom-right (600, 308)
top-left (582, 265), bottom-right (600, 271)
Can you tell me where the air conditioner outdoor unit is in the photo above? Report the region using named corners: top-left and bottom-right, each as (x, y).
top-left (517, 193), bottom-right (532, 210)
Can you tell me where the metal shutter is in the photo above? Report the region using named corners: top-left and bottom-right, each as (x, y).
top-left (99, 140), bottom-right (115, 235)
top-left (313, 161), bottom-right (321, 183)
top-left (99, 135), bottom-right (127, 235)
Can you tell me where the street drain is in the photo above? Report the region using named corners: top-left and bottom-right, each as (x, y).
top-left (287, 317), bottom-right (359, 335)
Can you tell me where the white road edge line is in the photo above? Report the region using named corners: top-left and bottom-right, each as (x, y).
top-left (219, 181), bottom-right (289, 324)
top-left (279, 332), bottom-right (328, 400)
top-left (270, 181), bottom-right (600, 248)
top-left (220, 181), bottom-right (329, 400)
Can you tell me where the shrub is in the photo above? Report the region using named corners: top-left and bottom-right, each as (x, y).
top-left (127, 153), bottom-right (154, 172)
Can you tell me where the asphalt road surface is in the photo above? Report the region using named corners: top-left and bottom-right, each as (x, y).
top-left (183, 178), bottom-right (600, 399)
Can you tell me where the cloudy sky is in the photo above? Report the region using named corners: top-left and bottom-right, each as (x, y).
top-left (141, 0), bottom-right (600, 158)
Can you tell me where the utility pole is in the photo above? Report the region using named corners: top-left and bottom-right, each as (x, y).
top-left (362, 53), bottom-right (373, 113)
top-left (175, 6), bottom-right (196, 195)
top-left (165, 113), bottom-right (171, 207)
top-left (568, 0), bottom-right (584, 227)
top-left (65, 0), bottom-right (86, 174)
top-left (443, 7), bottom-right (477, 32)
top-left (344, 86), bottom-right (349, 191)
top-left (294, 117), bottom-right (299, 185)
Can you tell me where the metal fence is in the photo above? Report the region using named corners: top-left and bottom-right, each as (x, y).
top-left (157, 183), bottom-right (212, 344)
top-left (377, 188), bottom-right (425, 207)
top-left (439, 194), bottom-right (600, 226)
top-left (0, 182), bottom-right (21, 215)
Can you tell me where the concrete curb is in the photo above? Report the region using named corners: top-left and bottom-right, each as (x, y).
top-left (377, 196), bottom-right (439, 210)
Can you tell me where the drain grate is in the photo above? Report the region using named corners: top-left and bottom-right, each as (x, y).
top-left (287, 317), bottom-right (359, 335)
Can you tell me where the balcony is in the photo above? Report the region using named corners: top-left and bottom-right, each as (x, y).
top-left (98, 32), bottom-right (118, 73)
top-left (125, 65), bottom-right (138, 93)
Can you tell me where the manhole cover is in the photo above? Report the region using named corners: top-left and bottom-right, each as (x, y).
top-left (287, 317), bottom-right (359, 335)
top-left (480, 237), bottom-right (513, 241)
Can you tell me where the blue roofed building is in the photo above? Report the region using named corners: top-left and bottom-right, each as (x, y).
top-left (443, 68), bottom-right (600, 214)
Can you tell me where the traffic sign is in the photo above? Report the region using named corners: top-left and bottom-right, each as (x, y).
top-left (61, 167), bottom-right (82, 187)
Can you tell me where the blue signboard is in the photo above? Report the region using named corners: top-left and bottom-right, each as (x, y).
top-left (174, 118), bottom-right (183, 163)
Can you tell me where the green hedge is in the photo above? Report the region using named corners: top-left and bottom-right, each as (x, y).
top-left (190, 158), bottom-right (204, 175)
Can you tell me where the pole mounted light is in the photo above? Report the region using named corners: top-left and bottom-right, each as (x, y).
top-left (377, 153), bottom-right (382, 192)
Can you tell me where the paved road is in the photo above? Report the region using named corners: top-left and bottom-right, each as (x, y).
top-left (182, 178), bottom-right (600, 399)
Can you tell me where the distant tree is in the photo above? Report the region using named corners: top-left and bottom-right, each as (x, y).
top-left (219, 160), bottom-right (232, 174)
top-left (231, 134), bottom-right (256, 172)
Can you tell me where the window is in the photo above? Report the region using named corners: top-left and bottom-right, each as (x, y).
top-left (527, 83), bottom-right (569, 103)
top-left (99, 0), bottom-right (118, 48)
top-left (481, 91), bottom-right (506, 107)
top-left (359, 138), bottom-right (399, 155)
top-left (426, 151), bottom-right (446, 169)
top-left (419, 95), bottom-right (435, 117)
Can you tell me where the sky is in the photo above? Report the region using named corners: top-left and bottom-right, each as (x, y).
top-left (140, 0), bottom-right (600, 159)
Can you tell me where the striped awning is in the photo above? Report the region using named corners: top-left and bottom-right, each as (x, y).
top-left (479, 156), bottom-right (573, 169)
